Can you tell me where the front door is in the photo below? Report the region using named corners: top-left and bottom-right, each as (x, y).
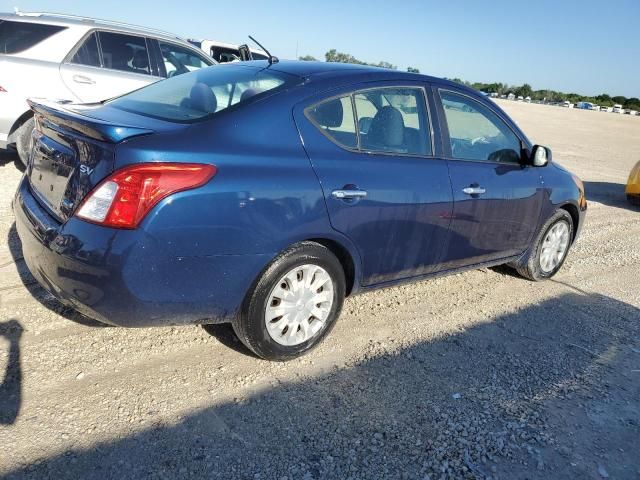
top-left (295, 84), bottom-right (453, 286)
top-left (435, 89), bottom-right (544, 269)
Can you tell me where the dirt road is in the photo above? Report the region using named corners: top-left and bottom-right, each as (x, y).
top-left (0, 101), bottom-right (638, 479)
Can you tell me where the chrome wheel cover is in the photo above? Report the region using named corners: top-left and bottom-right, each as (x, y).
top-left (539, 221), bottom-right (570, 273)
top-left (265, 264), bottom-right (334, 346)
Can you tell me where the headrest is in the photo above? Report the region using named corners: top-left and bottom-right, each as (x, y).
top-left (368, 106), bottom-right (405, 147)
top-left (189, 83), bottom-right (217, 114)
top-left (240, 88), bottom-right (262, 102)
top-left (132, 50), bottom-right (148, 70)
top-left (310, 98), bottom-right (343, 128)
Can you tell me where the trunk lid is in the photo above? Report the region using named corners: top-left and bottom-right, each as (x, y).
top-left (26, 100), bottom-right (179, 222)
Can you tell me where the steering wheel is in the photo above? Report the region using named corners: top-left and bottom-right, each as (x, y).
top-left (471, 136), bottom-right (489, 146)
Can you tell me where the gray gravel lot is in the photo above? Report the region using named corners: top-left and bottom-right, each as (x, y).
top-left (0, 100), bottom-right (639, 479)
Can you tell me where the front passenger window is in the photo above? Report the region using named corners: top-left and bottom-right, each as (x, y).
top-left (440, 91), bottom-right (522, 163)
top-left (159, 41), bottom-right (211, 78)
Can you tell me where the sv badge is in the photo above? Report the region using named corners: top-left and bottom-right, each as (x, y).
top-left (79, 165), bottom-right (94, 176)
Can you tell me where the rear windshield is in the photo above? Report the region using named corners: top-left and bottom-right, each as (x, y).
top-left (108, 64), bottom-right (298, 122)
top-left (0, 20), bottom-right (66, 54)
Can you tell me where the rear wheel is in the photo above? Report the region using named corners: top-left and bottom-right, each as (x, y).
top-left (233, 242), bottom-right (345, 361)
top-left (627, 194), bottom-right (640, 206)
top-left (14, 117), bottom-right (35, 167)
top-left (512, 209), bottom-right (573, 281)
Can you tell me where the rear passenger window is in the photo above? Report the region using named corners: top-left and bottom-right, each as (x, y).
top-left (98, 32), bottom-right (150, 75)
top-left (439, 90), bottom-right (522, 163)
top-left (306, 88), bottom-right (432, 156)
top-left (306, 96), bottom-right (357, 149)
top-left (355, 88), bottom-right (431, 156)
top-left (69, 32), bottom-right (100, 67)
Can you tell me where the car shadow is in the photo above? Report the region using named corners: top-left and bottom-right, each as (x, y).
top-left (0, 319), bottom-right (23, 425)
top-left (584, 181), bottom-right (639, 210)
top-left (3, 291), bottom-right (638, 479)
top-left (0, 149), bottom-right (25, 172)
top-left (7, 223), bottom-right (108, 328)
top-left (202, 323), bottom-right (259, 359)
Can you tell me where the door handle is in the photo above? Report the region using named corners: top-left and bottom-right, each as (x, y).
top-left (462, 186), bottom-right (486, 195)
top-left (331, 189), bottom-right (368, 200)
top-left (72, 74), bottom-right (96, 85)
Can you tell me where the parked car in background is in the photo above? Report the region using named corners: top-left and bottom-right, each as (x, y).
top-left (601, 106), bottom-right (611, 112)
top-left (590, 105), bottom-right (600, 111)
top-left (0, 11), bottom-right (215, 165)
top-left (576, 101), bottom-right (593, 110)
top-left (14, 61), bottom-right (586, 360)
top-left (626, 160), bottom-right (640, 206)
top-left (190, 39), bottom-right (268, 63)
top-left (613, 104), bottom-right (623, 113)
top-left (562, 101), bottom-right (573, 108)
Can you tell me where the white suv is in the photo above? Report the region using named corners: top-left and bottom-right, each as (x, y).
top-left (0, 11), bottom-right (216, 164)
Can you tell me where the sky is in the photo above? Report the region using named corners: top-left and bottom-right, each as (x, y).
top-left (4, 0), bottom-right (639, 97)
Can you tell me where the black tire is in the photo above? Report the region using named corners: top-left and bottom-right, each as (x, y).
top-left (14, 117), bottom-right (35, 167)
top-left (512, 209), bottom-right (574, 281)
top-left (233, 241), bottom-right (346, 361)
top-left (627, 194), bottom-right (640, 206)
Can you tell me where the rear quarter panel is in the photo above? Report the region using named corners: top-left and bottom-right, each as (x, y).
top-left (113, 97), bottom-right (353, 259)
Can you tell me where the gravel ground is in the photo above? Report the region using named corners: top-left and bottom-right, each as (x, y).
top-left (0, 101), bottom-right (639, 479)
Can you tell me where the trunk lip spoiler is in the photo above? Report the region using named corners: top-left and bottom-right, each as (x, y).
top-left (28, 98), bottom-right (154, 143)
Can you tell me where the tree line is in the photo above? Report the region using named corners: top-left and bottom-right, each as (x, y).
top-left (450, 80), bottom-right (640, 110)
top-left (299, 50), bottom-right (420, 74)
top-left (299, 50), bottom-right (639, 110)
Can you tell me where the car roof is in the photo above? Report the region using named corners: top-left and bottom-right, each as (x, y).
top-left (248, 60), bottom-right (473, 92)
top-left (0, 11), bottom-right (187, 43)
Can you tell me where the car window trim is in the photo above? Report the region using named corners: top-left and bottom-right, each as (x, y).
top-left (304, 85), bottom-right (436, 159)
top-left (436, 87), bottom-right (527, 165)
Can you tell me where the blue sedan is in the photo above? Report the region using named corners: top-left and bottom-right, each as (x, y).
top-left (14, 61), bottom-right (586, 360)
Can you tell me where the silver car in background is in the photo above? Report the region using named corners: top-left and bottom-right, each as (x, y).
top-left (0, 11), bottom-right (216, 164)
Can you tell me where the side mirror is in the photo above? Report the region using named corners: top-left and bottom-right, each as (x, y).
top-left (530, 145), bottom-right (551, 167)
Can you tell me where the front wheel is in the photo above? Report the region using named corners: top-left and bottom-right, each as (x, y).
top-left (512, 209), bottom-right (574, 281)
top-left (233, 242), bottom-right (346, 361)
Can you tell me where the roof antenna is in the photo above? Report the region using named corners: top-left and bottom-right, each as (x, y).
top-left (248, 35), bottom-right (278, 64)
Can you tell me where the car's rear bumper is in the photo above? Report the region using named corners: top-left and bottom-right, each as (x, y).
top-left (14, 177), bottom-right (271, 327)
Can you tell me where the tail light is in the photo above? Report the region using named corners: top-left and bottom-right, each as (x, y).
top-left (76, 163), bottom-right (217, 229)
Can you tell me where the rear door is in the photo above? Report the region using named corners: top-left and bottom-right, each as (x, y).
top-left (434, 88), bottom-right (544, 268)
top-left (60, 30), bottom-right (160, 103)
top-left (295, 83), bottom-right (453, 286)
